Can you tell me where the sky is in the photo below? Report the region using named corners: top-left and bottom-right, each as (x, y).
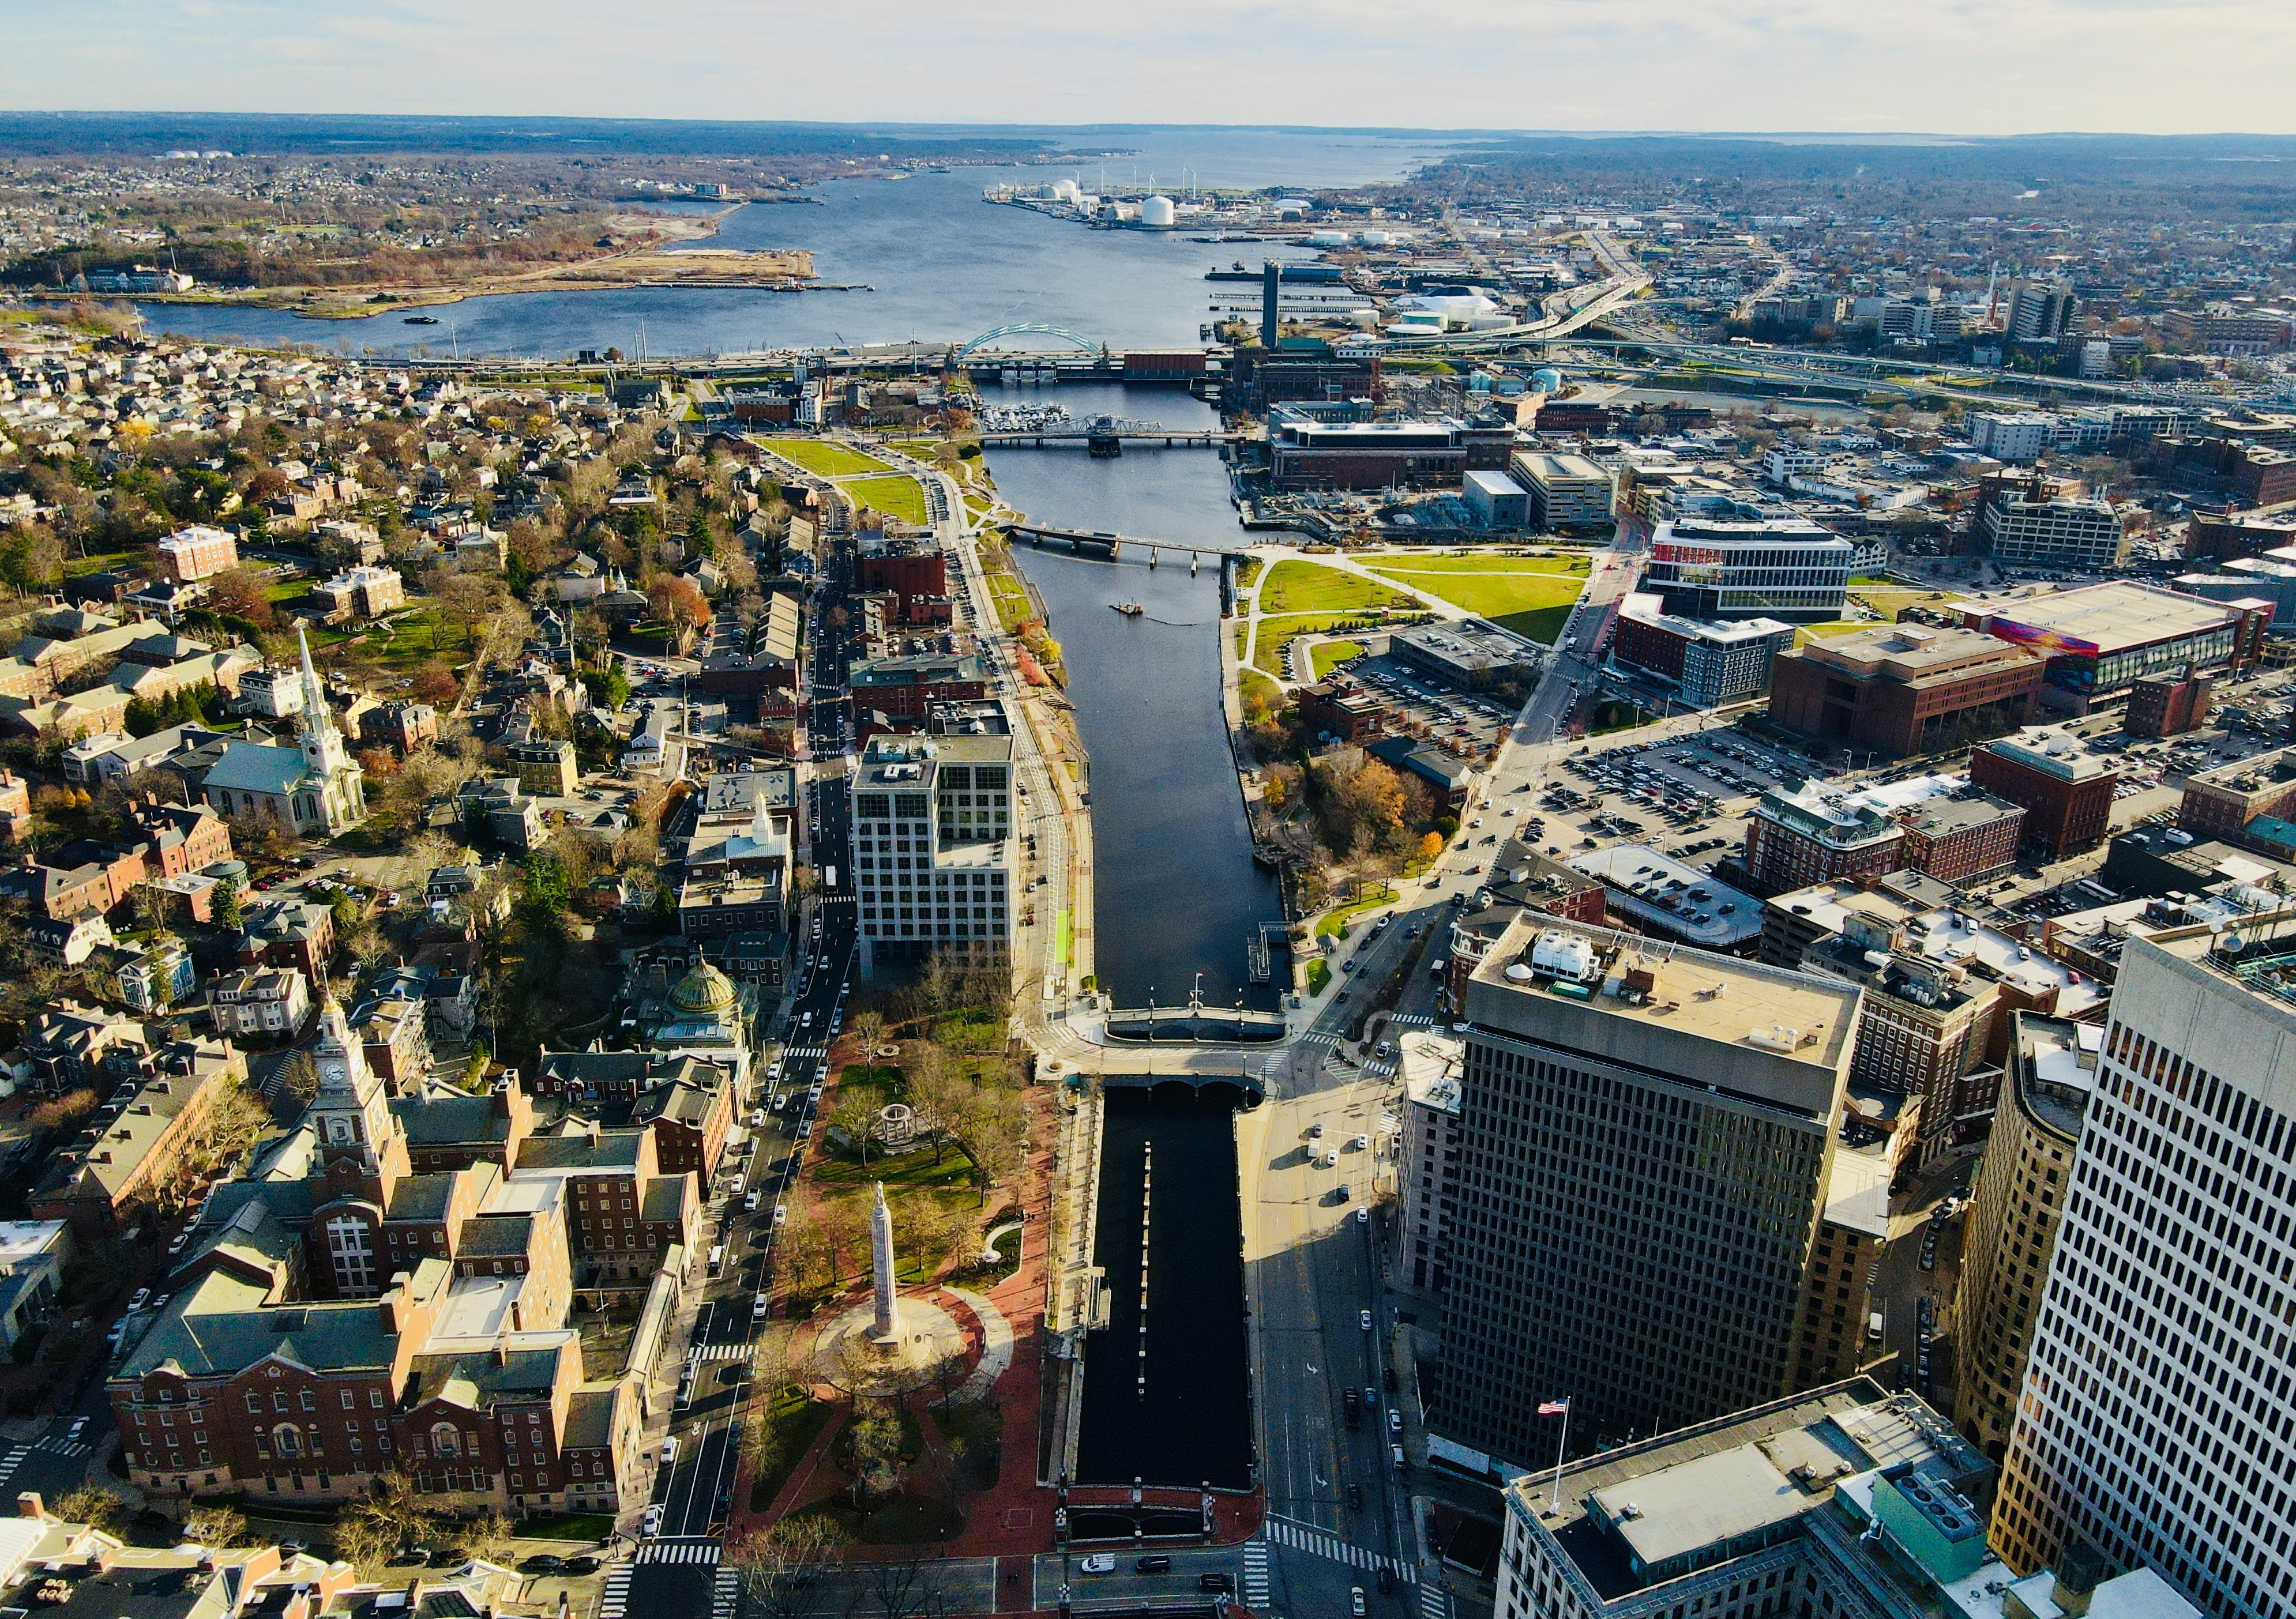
top-left (12, 0), bottom-right (2296, 135)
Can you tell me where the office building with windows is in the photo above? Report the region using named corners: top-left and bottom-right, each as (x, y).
top-left (1993, 915), bottom-right (2296, 1616)
top-left (1430, 914), bottom-right (1859, 1478)
top-left (851, 707), bottom-right (1015, 975)
top-left (1644, 517), bottom-right (1853, 624)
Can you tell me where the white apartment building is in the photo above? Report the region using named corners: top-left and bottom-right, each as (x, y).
top-left (1968, 412), bottom-right (2057, 464)
top-left (1393, 1030), bottom-right (1464, 1294)
top-left (1982, 498), bottom-right (2129, 572)
top-left (1993, 917), bottom-right (2296, 1617)
top-left (852, 707), bottom-right (1016, 976)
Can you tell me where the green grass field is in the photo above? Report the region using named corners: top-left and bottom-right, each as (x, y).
top-left (1239, 666), bottom-right (1285, 717)
top-left (1258, 559), bottom-right (1415, 615)
top-left (1311, 639), bottom-right (1365, 679)
top-left (1365, 551), bottom-right (1589, 577)
top-left (1848, 587), bottom-right (1967, 620)
top-left (1795, 621), bottom-right (1877, 645)
top-left (1256, 612), bottom-right (1383, 679)
top-left (772, 439), bottom-right (893, 476)
top-left (1365, 562), bottom-right (1587, 643)
top-left (842, 473), bottom-right (929, 525)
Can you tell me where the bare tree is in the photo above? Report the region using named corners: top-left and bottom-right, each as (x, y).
top-left (727, 1516), bottom-right (846, 1619)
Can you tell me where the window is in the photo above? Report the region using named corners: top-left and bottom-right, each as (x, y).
top-left (431, 1423), bottom-right (461, 1458)
top-left (273, 1424), bottom-right (303, 1458)
top-left (246, 1393), bottom-right (263, 1413)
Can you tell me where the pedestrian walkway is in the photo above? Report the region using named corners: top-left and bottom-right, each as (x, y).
top-left (1264, 1516), bottom-right (1415, 1580)
top-left (636, 1537), bottom-right (722, 1565)
top-left (1242, 1540), bottom-right (1271, 1610)
top-left (599, 1565), bottom-right (632, 1619)
top-left (39, 1437), bottom-right (90, 1458)
top-left (687, 1343), bottom-right (752, 1361)
top-left (712, 1567), bottom-right (739, 1619)
top-left (1418, 1573), bottom-right (1452, 1619)
top-left (0, 1446), bottom-right (26, 1489)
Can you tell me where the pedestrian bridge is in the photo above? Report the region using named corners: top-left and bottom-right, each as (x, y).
top-left (1103, 1006), bottom-right (1289, 1044)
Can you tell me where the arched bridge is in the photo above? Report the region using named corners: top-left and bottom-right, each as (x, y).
top-left (955, 323), bottom-right (1103, 359)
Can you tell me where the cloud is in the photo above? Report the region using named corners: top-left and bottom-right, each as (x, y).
top-left (12, 0), bottom-right (2296, 133)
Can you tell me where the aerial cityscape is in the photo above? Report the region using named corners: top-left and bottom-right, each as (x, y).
top-left (1, 17), bottom-right (2295, 1619)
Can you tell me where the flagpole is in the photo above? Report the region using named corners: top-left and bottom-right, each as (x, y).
top-left (1550, 1399), bottom-right (1572, 1514)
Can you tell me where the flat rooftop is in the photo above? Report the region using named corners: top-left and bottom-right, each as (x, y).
top-left (1469, 912), bottom-right (1859, 1086)
top-left (1790, 623), bottom-right (2036, 683)
top-left (1568, 843), bottom-right (1764, 951)
top-left (1968, 581), bottom-right (2239, 656)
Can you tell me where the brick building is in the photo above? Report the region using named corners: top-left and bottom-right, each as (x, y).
top-left (155, 525), bottom-right (239, 583)
top-left (1968, 728), bottom-right (2118, 860)
top-left (2177, 746), bottom-right (2296, 841)
top-left (29, 1036), bottom-right (243, 1241)
top-left (633, 1060), bottom-right (735, 1193)
top-left (846, 652), bottom-right (990, 722)
top-left (1895, 790), bottom-right (2024, 886)
top-left (2125, 667), bottom-right (2214, 737)
top-left (1296, 678), bottom-right (1388, 744)
top-left (855, 542), bottom-right (949, 625)
top-left (1609, 593), bottom-right (1794, 708)
top-left (1743, 781), bottom-right (1906, 895)
top-left (1767, 624), bottom-right (2043, 759)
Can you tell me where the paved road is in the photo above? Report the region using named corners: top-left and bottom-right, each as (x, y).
top-left (622, 556), bottom-right (863, 1619)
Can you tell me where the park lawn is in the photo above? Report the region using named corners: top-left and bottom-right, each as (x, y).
top-left (1235, 556), bottom-right (1265, 592)
top-left (1366, 551), bottom-right (1589, 576)
top-left (1795, 621), bottom-right (1874, 645)
top-left (265, 577), bottom-right (314, 605)
top-left (748, 1391), bottom-right (835, 1512)
top-left (1311, 639), bottom-right (1365, 679)
top-left (1254, 612), bottom-right (1386, 679)
top-left (1365, 565), bottom-right (1585, 643)
top-left (773, 439), bottom-right (892, 476)
top-left (1258, 559), bottom-right (1416, 615)
top-left (979, 548), bottom-right (1033, 632)
top-left (1315, 882), bottom-right (1397, 939)
top-left (1238, 666), bottom-right (1284, 717)
top-left (1306, 958), bottom-right (1331, 994)
top-left (841, 474), bottom-right (929, 525)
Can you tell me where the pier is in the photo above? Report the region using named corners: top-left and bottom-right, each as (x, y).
top-left (977, 428), bottom-right (1238, 451)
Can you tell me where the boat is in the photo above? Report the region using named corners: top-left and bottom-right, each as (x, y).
top-left (402, 315), bottom-right (441, 325)
top-left (1110, 602), bottom-right (1145, 617)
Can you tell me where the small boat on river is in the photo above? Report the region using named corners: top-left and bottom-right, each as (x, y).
top-left (1110, 602), bottom-right (1145, 617)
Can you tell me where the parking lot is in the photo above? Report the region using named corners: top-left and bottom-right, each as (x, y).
top-left (1341, 654), bottom-right (1518, 755)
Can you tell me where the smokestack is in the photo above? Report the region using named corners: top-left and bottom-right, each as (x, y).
top-left (16, 1490), bottom-right (43, 1519)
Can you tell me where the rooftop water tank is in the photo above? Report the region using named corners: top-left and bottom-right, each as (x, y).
top-left (1141, 195), bottom-right (1176, 229)
top-left (1532, 367), bottom-right (1564, 393)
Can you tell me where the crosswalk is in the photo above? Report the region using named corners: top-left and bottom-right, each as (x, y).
top-left (1242, 1539), bottom-right (1271, 1611)
top-left (1297, 1030), bottom-right (1341, 1050)
top-left (0, 1446), bottom-right (26, 1489)
top-left (1419, 1572), bottom-right (1451, 1619)
top-left (712, 1567), bottom-right (739, 1619)
top-left (40, 1438), bottom-right (90, 1458)
top-left (687, 1343), bottom-right (751, 1362)
top-left (1262, 1516), bottom-right (1415, 1582)
top-left (636, 1537), bottom-right (722, 1565)
top-left (598, 1565), bottom-right (632, 1619)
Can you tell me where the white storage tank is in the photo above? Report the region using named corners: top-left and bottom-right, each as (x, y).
top-left (1141, 195), bottom-right (1177, 228)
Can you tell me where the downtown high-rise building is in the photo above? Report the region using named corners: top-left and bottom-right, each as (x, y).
top-left (1994, 916), bottom-right (2296, 1617)
top-left (1430, 914), bottom-right (1861, 1475)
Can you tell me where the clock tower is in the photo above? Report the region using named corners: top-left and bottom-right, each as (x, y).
top-left (309, 988), bottom-right (397, 1183)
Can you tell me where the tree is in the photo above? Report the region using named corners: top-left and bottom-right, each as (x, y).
top-left (826, 1097), bottom-right (877, 1168)
top-left (54, 1483), bottom-right (123, 1533)
top-left (214, 875), bottom-right (245, 929)
top-left (332, 1509), bottom-right (401, 1573)
top-left (1417, 829), bottom-right (1445, 864)
top-left (728, 1516), bottom-right (846, 1619)
top-left (409, 660), bottom-right (459, 706)
top-left (848, 1398), bottom-right (904, 1509)
top-left (184, 1503), bottom-right (247, 1548)
top-left (648, 574), bottom-right (712, 649)
top-left (456, 1508), bottom-right (516, 1565)
top-left (205, 566), bottom-right (277, 630)
top-left (852, 1010), bottom-right (887, 1053)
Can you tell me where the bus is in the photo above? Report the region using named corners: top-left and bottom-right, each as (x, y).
top-left (823, 865), bottom-right (839, 891)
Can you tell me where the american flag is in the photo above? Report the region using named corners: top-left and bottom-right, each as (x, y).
top-left (1538, 1399), bottom-right (1569, 1417)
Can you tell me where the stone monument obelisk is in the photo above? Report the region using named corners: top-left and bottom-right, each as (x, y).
top-left (869, 1181), bottom-right (902, 1344)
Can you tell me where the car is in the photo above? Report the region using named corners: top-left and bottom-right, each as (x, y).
top-left (1136, 1555), bottom-right (1172, 1573)
top-left (749, 1109), bottom-right (767, 1128)
top-left (1353, 1133), bottom-right (1369, 1150)
top-left (642, 1505), bottom-right (664, 1538)
top-left (775, 1204), bottom-right (788, 1226)
top-left (1351, 1587), bottom-right (1367, 1616)
top-left (753, 1292), bottom-right (771, 1319)
top-left (1361, 1309), bottom-right (1373, 1331)
top-left (280, 1539), bottom-right (309, 1557)
top-left (523, 1553), bottom-right (566, 1574)
top-left (727, 1175), bottom-right (745, 1198)
top-left (561, 1557), bottom-right (599, 1576)
top-left (1346, 1483), bottom-right (1364, 1509)
top-left (660, 1437), bottom-right (678, 1464)
top-left (1356, 1207), bottom-right (1369, 1225)
top-left (772, 1093), bottom-right (791, 1113)
top-left (1080, 1554), bottom-right (1117, 1575)
top-left (129, 1288), bottom-right (151, 1312)
top-left (1309, 1121), bottom-right (1324, 1139)
top-left (66, 1417), bottom-right (87, 1442)
top-left (1200, 1572), bottom-right (1237, 1592)
top-left (745, 1191), bottom-right (761, 1213)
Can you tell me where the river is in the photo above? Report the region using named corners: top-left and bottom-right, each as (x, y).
top-left (131, 129), bottom-right (1454, 360)
top-left (984, 382), bottom-right (1281, 1010)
